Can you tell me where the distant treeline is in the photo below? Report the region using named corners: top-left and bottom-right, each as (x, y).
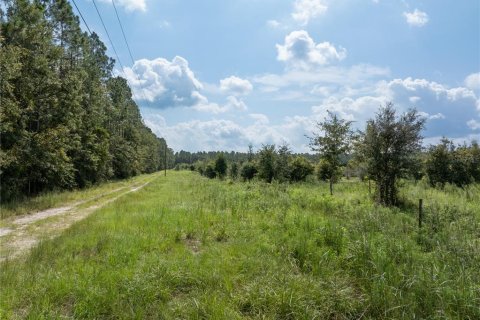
top-left (0, 0), bottom-right (173, 202)
top-left (174, 149), bottom-right (320, 165)
top-left (177, 104), bottom-right (480, 206)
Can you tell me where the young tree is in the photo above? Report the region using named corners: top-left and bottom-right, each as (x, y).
top-left (425, 138), bottom-right (453, 187)
top-left (247, 143), bottom-right (255, 162)
top-left (257, 144), bottom-right (276, 183)
top-left (275, 142), bottom-right (291, 182)
top-left (309, 111), bottom-right (353, 195)
top-left (357, 102), bottom-right (425, 206)
top-left (215, 153), bottom-right (227, 179)
top-left (229, 162), bottom-right (239, 180)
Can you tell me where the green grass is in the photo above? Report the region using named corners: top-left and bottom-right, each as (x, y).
top-left (0, 174), bottom-right (155, 220)
top-left (0, 172), bottom-right (479, 319)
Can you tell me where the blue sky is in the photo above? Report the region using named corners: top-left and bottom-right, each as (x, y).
top-left (75, 0), bottom-right (480, 152)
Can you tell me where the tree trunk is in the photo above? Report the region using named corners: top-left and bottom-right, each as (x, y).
top-left (329, 178), bottom-right (333, 195)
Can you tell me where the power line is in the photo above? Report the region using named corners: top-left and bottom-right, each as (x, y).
top-left (91, 0), bottom-right (125, 72)
top-left (71, 0), bottom-right (92, 34)
top-left (111, 0), bottom-right (149, 102)
top-left (90, 0), bottom-right (145, 105)
top-left (112, 0), bottom-right (135, 65)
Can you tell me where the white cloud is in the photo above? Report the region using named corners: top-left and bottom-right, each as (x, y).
top-left (467, 119), bottom-right (480, 130)
top-left (409, 96), bottom-right (421, 103)
top-left (124, 56), bottom-right (205, 109)
top-left (225, 96), bottom-right (248, 111)
top-left (385, 78), bottom-right (477, 104)
top-left (403, 9), bottom-right (429, 27)
top-left (249, 113), bottom-right (270, 125)
top-left (312, 95), bottom-right (387, 125)
top-left (100, 0), bottom-right (146, 12)
top-left (465, 73), bottom-right (480, 91)
top-left (418, 112), bottom-right (446, 120)
top-left (254, 64), bottom-right (389, 89)
top-left (276, 30), bottom-right (346, 70)
top-left (307, 77), bottom-right (478, 138)
top-left (220, 76), bottom-right (253, 95)
top-left (143, 114), bottom-right (299, 152)
top-left (192, 101), bottom-right (228, 114)
top-left (429, 113), bottom-right (446, 120)
top-left (267, 20), bottom-right (281, 28)
top-left (292, 0), bottom-right (328, 26)
top-left (191, 95), bottom-right (248, 114)
top-left (142, 76), bottom-right (480, 152)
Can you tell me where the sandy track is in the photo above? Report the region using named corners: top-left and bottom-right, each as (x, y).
top-left (0, 181), bottom-right (152, 261)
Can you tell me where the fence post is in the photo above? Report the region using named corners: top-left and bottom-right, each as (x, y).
top-left (418, 199), bottom-right (423, 228)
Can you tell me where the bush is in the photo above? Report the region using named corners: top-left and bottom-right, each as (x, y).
top-left (204, 163), bottom-right (217, 179)
top-left (289, 157), bottom-right (314, 182)
top-left (240, 162), bottom-right (257, 181)
top-left (316, 159), bottom-right (340, 182)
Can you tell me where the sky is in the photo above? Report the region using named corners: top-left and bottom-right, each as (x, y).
top-left (74, 0), bottom-right (480, 152)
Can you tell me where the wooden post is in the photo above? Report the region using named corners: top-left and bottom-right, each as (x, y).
top-left (418, 199), bottom-right (423, 228)
top-left (368, 179), bottom-right (371, 195)
top-left (164, 147), bottom-right (167, 177)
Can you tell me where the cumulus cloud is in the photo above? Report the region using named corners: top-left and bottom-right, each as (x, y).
top-left (142, 76), bottom-right (480, 152)
top-left (220, 76), bottom-right (253, 96)
top-left (382, 78), bottom-right (479, 138)
top-left (124, 56), bottom-right (205, 109)
top-left (312, 95), bottom-right (387, 125)
top-left (143, 114), bottom-right (301, 152)
top-left (314, 77), bottom-right (479, 137)
top-left (465, 73), bottom-right (480, 91)
top-left (276, 30), bottom-right (346, 70)
top-left (225, 96), bottom-right (248, 111)
top-left (292, 0), bottom-right (328, 26)
top-left (403, 9), bottom-right (429, 27)
top-left (100, 0), bottom-right (146, 12)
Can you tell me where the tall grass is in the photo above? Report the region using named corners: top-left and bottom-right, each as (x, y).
top-left (0, 172), bottom-right (478, 319)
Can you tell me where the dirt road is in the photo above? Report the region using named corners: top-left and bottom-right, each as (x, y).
top-left (0, 180), bottom-right (153, 261)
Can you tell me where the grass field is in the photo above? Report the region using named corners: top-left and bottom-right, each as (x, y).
top-left (0, 171), bottom-right (479, 319)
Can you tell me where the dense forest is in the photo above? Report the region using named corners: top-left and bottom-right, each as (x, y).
top-left (0, 0), bottom-right (173, 202)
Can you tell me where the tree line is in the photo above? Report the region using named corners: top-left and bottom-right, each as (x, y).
top-left (174, 149), bottom-right (319, 166)
top-left (0, 0), bottom-right (173, 202)
top-left (181, 103), bottom-right (479, 207)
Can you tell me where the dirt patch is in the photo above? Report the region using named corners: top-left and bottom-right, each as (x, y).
top-left (0, 180), bottom-right (153, 261)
